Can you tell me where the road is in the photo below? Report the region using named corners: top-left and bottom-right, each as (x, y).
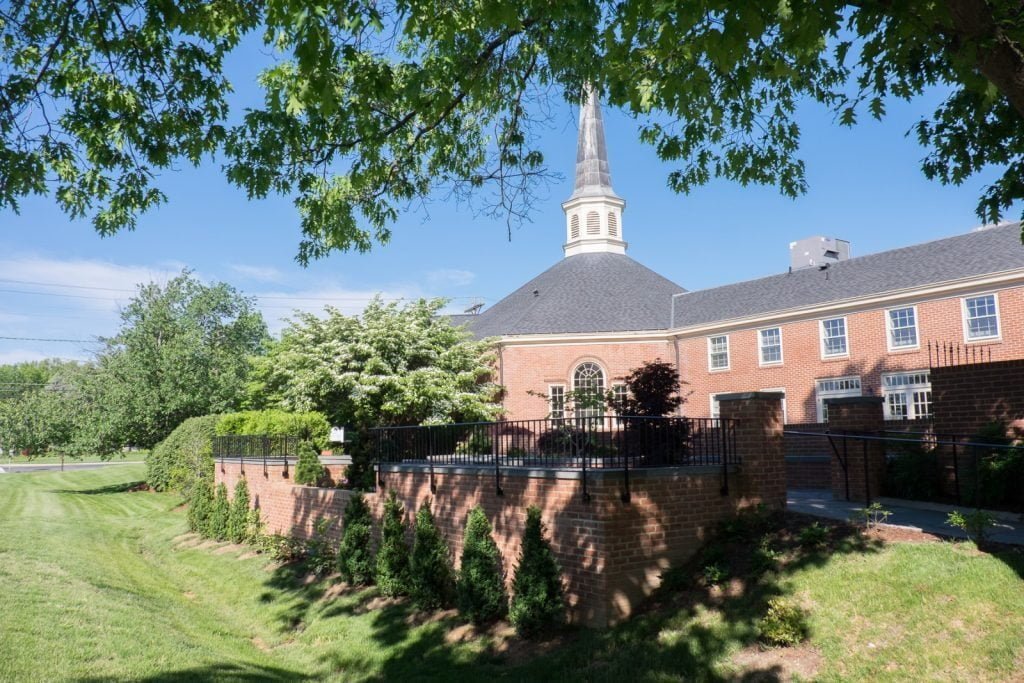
top-left (0, 461), bottom-right (143, 474)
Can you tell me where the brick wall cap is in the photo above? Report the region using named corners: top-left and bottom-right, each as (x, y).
top-left (717, 391), bottom-right (785, 402)
top-left (824, 396), bottom-right (885, 406)
top-left (379, 462), bottom-right (737, 480)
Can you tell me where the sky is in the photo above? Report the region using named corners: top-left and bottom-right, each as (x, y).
top-left (1, 44), bottom-right (1021, 365)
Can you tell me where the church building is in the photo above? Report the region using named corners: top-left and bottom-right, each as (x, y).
top-left (455, 92), bottom-right (1024, 426)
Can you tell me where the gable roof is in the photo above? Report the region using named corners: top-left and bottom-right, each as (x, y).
top-left (671, 222), bottom-right (1024, 329)
top-left (455, 252), bottom-right (686, 337)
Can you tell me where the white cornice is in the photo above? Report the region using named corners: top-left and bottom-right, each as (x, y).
top-left (495, 329), bottom-right (673, 347)
top-left (670, 268), bottom-right (1024, 337)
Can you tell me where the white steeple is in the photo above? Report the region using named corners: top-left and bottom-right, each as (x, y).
top-left (562, 86), bottom-right (626, 257)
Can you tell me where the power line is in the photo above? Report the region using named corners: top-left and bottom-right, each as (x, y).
top-left (0, 335), bottom-right (98, 343)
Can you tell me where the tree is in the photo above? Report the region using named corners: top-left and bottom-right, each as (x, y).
top-left (293, 440), bottom-right (326, 486)
top-left (409, 500), bottom-right (454, 610)
top-left (509, 506), bottom-right (565, 637)
top-left (79, 271), bottom-right (268, 451)
top-left (4, 3), bottom-right (1024, 258)
top-left (457, 506), bottom-right (507, 624)
top-left (0, 360), bottom-right (79, 402)
top-left (0, 384), bottom-right (78, 458)
top-left (608, 359), bottom-right (685, 418)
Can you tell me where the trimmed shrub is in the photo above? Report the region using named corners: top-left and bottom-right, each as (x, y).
top-left (457, 506), bottom-right (507, 624)
top-left (294, 440), bottom-right (326, 486)
top-left (758, 597), bottom-right (809, 647)
top-left (409, 501), bottom-right (454, 609)
top-left (146, 415), bottom-right (219, 495)
top-left (376, 492), bottom-right (410, 597)
top-left (209, 483), bottom-right (231, 541)
top-left (215, 410), bottom-right (330, 449)
top-left (187, 478), bottom-right (214, 536)
top-left (305, 517), bottom-right (337, 576)
top-left (338, 493), bottom-right (375, 585)
top-left (509, 506), bottom-right (565, 637)
top-left (245, 508), bottom-right (264, 545)
top-left (227, 478), bottom-right (251, 544)
top-left (884, 440), bottom-right (943, 501)
top-left (962, 421), bottom-right (1024, 510)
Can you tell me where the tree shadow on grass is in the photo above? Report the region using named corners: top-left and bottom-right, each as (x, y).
top-left (50, 480), bottom-right (148, 495)
top-left (74, 661), bottom-right (311, 682)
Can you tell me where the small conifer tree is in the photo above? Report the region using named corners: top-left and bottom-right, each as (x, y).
top-left (376, 491), bottom-right (410, 596)
top-left (187, 478), bottom-right (213, 535)
top-left (227, 478), bottom-right (251, 544)
top-left (457, 506), bottom-right (507, 624)
top-left (294, 440), bottom-right (326, 486)
top-left (209, 483), bottom-right (231, 541)
top-left (509, 506), bottom-right (565, 637)
top-left (338, 493), bottom-right (375, 585)
top-left (409, 500), bottom-right (454, 609)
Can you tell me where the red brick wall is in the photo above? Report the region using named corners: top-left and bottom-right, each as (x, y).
top-left (678, 284), bottom-right (1024, 423)
top-left (498, 340), bottom-right (674, 420)
top-left (931, 359), bottom-right (1024, 437)
top-left (215, 395), bottom-right (785, 627)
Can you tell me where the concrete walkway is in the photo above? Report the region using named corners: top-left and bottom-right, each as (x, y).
top-left (787, 489), bottom-right (1024, 546)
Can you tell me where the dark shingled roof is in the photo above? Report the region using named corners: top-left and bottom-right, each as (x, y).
top-left (456, 253), bottom-right (686, 337)
top-left (672, 222), bottom-right (1024, 328)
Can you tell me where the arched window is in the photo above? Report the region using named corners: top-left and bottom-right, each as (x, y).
top-left (607, 212), bottom-right (618, 237)
top-left (586, 211), bottom-right (600, 235)
top-left (570, 214), bottom-right (580, 239)
top-left (573, 362), bottom-right (605, 418)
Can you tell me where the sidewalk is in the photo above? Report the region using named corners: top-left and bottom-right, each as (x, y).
top-left (787, 489), bottom-right (1024, 546)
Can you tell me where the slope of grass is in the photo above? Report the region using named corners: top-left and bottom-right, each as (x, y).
top-left (1, 466), bottom-right (1022, 682)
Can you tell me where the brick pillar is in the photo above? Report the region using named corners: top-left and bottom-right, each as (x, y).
top-left (825, 396), bottom-right (885, 503)
top-left (717, 391), bottom-right (786, 510)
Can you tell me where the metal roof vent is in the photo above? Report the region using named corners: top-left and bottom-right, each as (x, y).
top-left (789, 236), bottom-right (851, 272)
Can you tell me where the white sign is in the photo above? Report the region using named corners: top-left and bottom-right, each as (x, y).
top-left (329, 427), bottom-right (346, 443)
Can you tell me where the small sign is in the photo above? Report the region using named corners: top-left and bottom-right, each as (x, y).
top-left (329, 426), bottom-right (346, 443)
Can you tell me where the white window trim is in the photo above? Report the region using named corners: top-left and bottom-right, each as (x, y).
top-left (707, 334), bottom-right (730, 372)
top-left (760, 387), bottom-right (788, 422)
top-left (819, 316), bottom-right (850, 359)
top-left (885, 305), bottom-right (920, 352)
top-left (709, 393), bottom-right (723, 419)
top-left (547, 384), bottom-right (566, 419)
top-left (961, 292), bottom-right (1002, 343)
top-left (758, 327), bottom-right (784, 367)
top-left (880, 371), bottom-right (932, 421)
top-left (815, 375), bottom-right (862, 422)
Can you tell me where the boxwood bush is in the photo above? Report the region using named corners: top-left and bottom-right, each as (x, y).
top-left (146, 415), bottom-right (220, 495)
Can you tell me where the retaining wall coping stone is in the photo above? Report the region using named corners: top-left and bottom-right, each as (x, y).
top-left (716, 391), bottom-right (785, 402)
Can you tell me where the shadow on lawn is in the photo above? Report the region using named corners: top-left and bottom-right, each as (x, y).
top-left (258, 511), bottom-right (885, 682)
top-left (51, 480), bottom-right (148, 495)
top-left (74, 661), bottom-right (311, 682)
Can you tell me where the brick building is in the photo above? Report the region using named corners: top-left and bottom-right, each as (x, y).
top-left (456, 91), bottom-right (1024, 425)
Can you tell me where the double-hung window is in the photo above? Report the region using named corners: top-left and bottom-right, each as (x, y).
top-left (963, 294), bottom-right (999, 340)
top-left (759, 327), bottom-right (783, 365)
top-left (820, 317), bottom-right (848, 357)
top-left (548, 385), bottom-right (566, 420)
top-left (708, 335), bottom-right (730, 371)
top-left (882, 371), bottom-right (932, 420)
top-left (887, 306), bottom-right (918, 350)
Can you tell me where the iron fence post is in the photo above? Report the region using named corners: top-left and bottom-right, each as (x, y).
top-left (862, 435), bottom-right (871, 506)
top-left (621, 450), bottom-right (631, 503)
top-left (952, 441), bottom-right (960, 505)
top-left (493, 423), bottom-right (503, 497)
top-left (720, 419), bottom-right (730, 496)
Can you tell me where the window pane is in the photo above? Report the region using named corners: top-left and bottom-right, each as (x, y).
top-left (549, 385), bottom-right (565, 419)
top-left (966, 295), bottom-right (998, 339)
top-left (822, 318), bottom-right (847, 356)
top-left (913, 390), bottom-right (933, 419)
top-left (709, 335), bottom-right (729, 369)
top-left (887, 393), bottom-right (908, 420)
top-left (573, 363), bottom-right (605, 418)
top-left (889, 307), bottom-right (918, 348)
top-left (760, 328), bottom-right (782, 364)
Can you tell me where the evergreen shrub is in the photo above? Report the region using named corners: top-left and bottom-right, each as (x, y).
top-left (227, 478), bottom-right (251, 544)
top-left (215, 410), bottom-right (330, 449)
top-left (146, 414), bottom-right (219, 494)
top-left (758, 597), bottom-right (809, 647)
top-left (338, 493), bottom-right (375, 585)
top-left (376, 491), bottom-right (410, 597)
top-left (509, 506), bottom-right (565, 637)
top-left (209, 483), bottom-right (230, 541)
top-left (187, 478), bottom-right (214, 536)
top-left (294, 440), bottom-right (326, 486)
top-left (305, 517), bottom-right (337, 575)
top-left (409, 501), bottom-right (454, 609)
top-left (457, 506), bottom-right (507, 624)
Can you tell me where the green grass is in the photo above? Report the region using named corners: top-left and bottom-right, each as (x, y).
top-left (1, 451), bottom-right (146, 465)
top-left (1, 467), bottom-right (1022, 682)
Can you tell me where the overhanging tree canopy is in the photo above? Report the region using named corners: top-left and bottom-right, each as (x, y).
top-left (3, 1), bottom-right (1024, 259)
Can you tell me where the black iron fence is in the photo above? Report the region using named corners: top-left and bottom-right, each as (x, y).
top-left (372, 416), bottom-right (737, 502)
top-left (212, 434), bottom-right (301, 459)
top-left (784, 428), bottom-right (1023, 512)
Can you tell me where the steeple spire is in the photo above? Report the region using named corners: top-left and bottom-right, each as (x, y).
top-left (570, 85), bottom-right (620, 200)
top-left (562, 86), bottom-right (627, 257)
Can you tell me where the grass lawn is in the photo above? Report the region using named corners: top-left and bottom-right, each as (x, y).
top-left (1, 466), bottom-right (1022, 682)
top-left (0, 451), bottom-right (146, 465)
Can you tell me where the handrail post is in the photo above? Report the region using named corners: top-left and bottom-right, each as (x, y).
top-left (952, 441), bottom-right (961, 505)
top-left (494, 423), bottom-right (503, 496)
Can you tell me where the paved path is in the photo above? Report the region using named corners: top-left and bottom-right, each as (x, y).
top-left (787, 489), bottom-right (1024, 546)
top-left (0, 461), bottom-right (143, 474)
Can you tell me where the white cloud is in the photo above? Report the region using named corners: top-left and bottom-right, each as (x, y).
top-left (253, 284), bottom-right (425, 334)
top-left (229, 263), bottom-right (286, 283)
top-left (0, 349), bottom-right (52, 365)
top-left (426, 268), bottom-right (476, 287)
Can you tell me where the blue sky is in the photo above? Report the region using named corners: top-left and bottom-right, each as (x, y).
top-left (1, 49), bottom-right (1020, 365)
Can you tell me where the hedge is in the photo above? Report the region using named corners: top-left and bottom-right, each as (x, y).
top-left (146, 415), bottom-right (220, 495)
top-left (215, 410), bottom-right (330, 448)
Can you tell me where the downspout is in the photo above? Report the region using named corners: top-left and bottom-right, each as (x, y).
top-left (673, 334), bottom-right (683, 417)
